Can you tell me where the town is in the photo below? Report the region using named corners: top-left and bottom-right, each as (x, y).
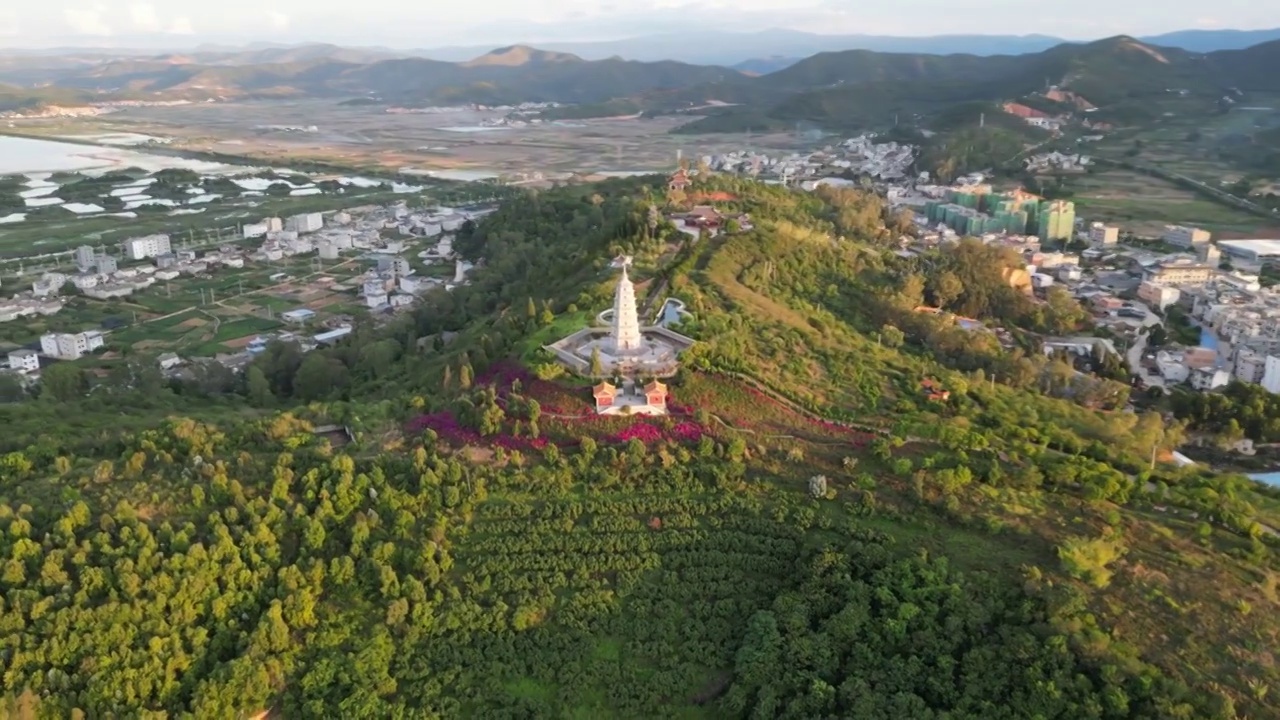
top-left (0, 129), bottom-right (1275, 418)
top-left (1, 200), bottom-right (492, 383)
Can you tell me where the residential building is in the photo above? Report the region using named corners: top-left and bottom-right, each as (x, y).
top-left (1042, 337), bottom-right (1118, 359)
top-left (243, 221), bottom-right (270, 239)
top-left (1137, 281), bottom-right (1181, 310)
top-left (1037, 200), bottom-right (1076, 242)
top-left (377, 256), bottom-right (414, 277)
top-left (40, 330), bottom-right (105, 360)
top-left (1263, 356), bottom-right (1280, 394)
top-left (95, 254), bottom-right (118, 274)
top-left (157, 353), bottom-right (183, 371)
top-left (1091, 295), bottom-right (1124, 312)
top-left (318, 241), bottom-right (341, 260)
top-left (1190, 367), bottom-right (1231, 391)
top-left (1162, 225), bottom-right (1211, 249)
top-left (314, 326), bottom-right (353, 345)
top-left (1145, 261), bottom-right (1216, 286)
top-left (1235, 349), bottom-right (1267, 384)
top-left (1058, 265), bottom-right (1083, 282)
top-left (7, 349), bottom-right (39, 373)
top-left (1087, 222), bottom-right (1119, 246)
top-left (1157, 351), bottom-right (1191, 383)
top-left (74, 245), bottom-right (96, 271)
top-left (281, 308), bottom-right (317, 325)
top-left (285, 212), bottom-right (324, 234)
top-left (366, 292), bottom-right (389, 309)
top-left (1199, 244), bottom-right (1221, 267)
top-left (125, 234), bottom-right (172, 260)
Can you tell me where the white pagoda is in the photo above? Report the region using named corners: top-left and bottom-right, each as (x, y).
top-left (610, 266), bottom-right (644, 355)
top-left (545, 264), bottom-right (695, 381)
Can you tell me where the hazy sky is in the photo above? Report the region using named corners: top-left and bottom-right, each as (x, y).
top-left (1, 0), bottom-right (1275, 47)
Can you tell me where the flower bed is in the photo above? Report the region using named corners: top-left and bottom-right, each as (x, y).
top-left (408, 362), bottom-right (711, 451)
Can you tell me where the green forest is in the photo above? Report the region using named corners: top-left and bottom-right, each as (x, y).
top-left (1, 175), bottom-right (1278, 719)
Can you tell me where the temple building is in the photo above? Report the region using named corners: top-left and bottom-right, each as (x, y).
top-left (546, 263), bottom-right (695, 414)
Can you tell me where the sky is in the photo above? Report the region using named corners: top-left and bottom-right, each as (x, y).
top-left (0, 0), bottom-right (1276, 48)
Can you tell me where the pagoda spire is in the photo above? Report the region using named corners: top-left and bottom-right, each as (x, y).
top-left (611, 265), bottom-right (643, 355)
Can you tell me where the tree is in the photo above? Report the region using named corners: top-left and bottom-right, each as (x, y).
top-left (0, 374), bottom-right (26, 403)
top-left (294, 355), bottom-right (345, 401)
top-left (40, 363), bottom-right (87, 402)
top-left (808, 475), bottom-right (828, 499)
top-left (879, 324), bottom-right (905, 349)
top-left (1147, 324), bottom-right (1169, 348)
top-left (932, 271), bottom-right (964, 309)
top-left (247, 366), bottom-right (273, 406)
top-left (458, 362), bottom-right (473, 390)
top-left (589, 347), bottom-right (603, 376)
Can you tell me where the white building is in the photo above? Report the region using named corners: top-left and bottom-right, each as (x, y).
top-left (1058, 265), bottom-right (1083, 282)
top-left (1235, 350), bottom-right (1267, 384)
top-left (74, 245), bottom-right (96, 271)
top-left (1155, 351), bottom-right (1190, 383)
top-left (7, 349), bottom-right (39, 373)
top-left (362, 277), bottom-right (390, 297)
top-left (40, 330), bottom-right (105, 360)
top-left (366, 292), bottom-right (389, 309)
top-left (285, 212), bottom-right (324, 234)
top-left (1263, 356), bottom-right (1280, 394)
top-left (378, 256), bottom-right (414, 277)
top-left (1162, 225), bottom-right (1211, 249)
top-left (71, 274), bottom-right (100, 290)
top-left (318, 242), bottom-right (341, 260)
top-left (243, 222), bottom-right (270, 239)
top-left (1137, 281), bottom-right (1181, 310)
top-left (399, 276), bottom-right (436, 294)
top-left (1088, 222), bottom-right (1119, 246)
top-left (1190, 367), bottom-right (1231, 391)
top-left (96, 255), bottom-right (118, 274)
top-left (125, 234), bottom-right (172, 260)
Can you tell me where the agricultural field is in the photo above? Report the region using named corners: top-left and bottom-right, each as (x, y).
top-left (0, 169), bottom-right (441, 262)
top-left (1068, 168), bottom-right (1280, 236)
top-left (2, 99), bottom-right (806, 180)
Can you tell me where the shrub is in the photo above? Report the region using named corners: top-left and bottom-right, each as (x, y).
top-left (1057, 536), bottom-right (1125, 588)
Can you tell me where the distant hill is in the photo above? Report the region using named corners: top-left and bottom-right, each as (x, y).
top-left (677, 36), bottom-right (1279, 133)
top-left (463, 45), bottom-right (582, 67)
top-left (732, 57), bottom-right (802, 75)
top-left (3, 35), bottom-right (1278, 119)
top-left (1140, 28), bottom-right (1280, 53)
top-left (413, 27), bottom-right (1280, 66)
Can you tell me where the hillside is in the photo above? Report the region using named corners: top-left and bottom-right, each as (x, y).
top-left (0, 177), bottom-right (1277, 718)
top-left (2, 35), bottom-right (1277, 112)
top-left (677, 36), bottom-right (1261, 133)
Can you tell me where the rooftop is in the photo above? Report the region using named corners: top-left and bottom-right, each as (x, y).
top-left (1217, 239), bottom-right (1280, 257)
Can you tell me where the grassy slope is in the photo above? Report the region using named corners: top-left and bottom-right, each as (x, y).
top-left (659, 180), bottom-right (1279, 716)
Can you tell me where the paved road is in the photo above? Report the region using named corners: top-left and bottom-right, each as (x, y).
top-left (1127, 329), bottom-right (1164, 389)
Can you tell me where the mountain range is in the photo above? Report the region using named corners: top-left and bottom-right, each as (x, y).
top-left (3, 27), bottom-right (1280, 70)
top-left (2, 35), bottom-right (1279, 137)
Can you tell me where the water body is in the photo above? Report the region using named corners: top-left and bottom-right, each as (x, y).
top-left (0, 135), bottom-right (236, 175)
top-left (1248, 472), bottom-right (1280, 488)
